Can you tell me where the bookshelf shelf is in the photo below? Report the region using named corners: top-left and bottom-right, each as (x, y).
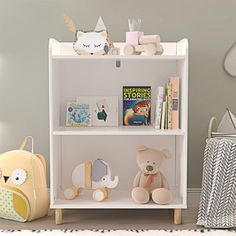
top-left (52, 55), bottom-right (186, 60)
top-left (50, 41), bottom-right (187, 60)
top-left (49, 38), bottom-right (188, 225)
top-left (53, 126), bottom-right (185, 136)
top-left (53, 190), bottom-right (185, 209)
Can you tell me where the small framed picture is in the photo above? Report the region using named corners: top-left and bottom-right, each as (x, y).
top-left (76, 96), bottom-right (119, 127)
top-left (66, 102), bottom-right (91, 127)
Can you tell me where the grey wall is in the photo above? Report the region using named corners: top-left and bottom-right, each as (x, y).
top-left (0, 0), bottom-right (236, 188)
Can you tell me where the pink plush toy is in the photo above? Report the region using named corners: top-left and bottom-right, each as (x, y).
top-left (131, 146), bottom-right (172, 204)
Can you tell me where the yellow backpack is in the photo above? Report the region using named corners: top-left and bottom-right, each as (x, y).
top-left (0, 136), bottom-right (49, 222)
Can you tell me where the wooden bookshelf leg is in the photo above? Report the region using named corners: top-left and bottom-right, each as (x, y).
top-left (55, 209), bottom-right (63, 225)
top-left (174, 209), bottom-right (182, 225)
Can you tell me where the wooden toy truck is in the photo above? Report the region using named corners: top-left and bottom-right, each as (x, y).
top-left (124, 34), bottom-right (164, 56)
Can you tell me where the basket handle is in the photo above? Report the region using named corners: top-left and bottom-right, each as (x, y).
top-left (19, 136), bottom-right (34, 153)
top-left (208, 117), bottom-right (218, 139)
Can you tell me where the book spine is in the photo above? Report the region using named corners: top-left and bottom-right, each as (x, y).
top-left (164, 95), bottom-right (168, 129)
top-left (170, 76), bottom-right (180, 129)
top-left (161, 100), bottom-right (166, 130)
top-left (154, 86), bottom-right (164, 129)
top-left (167, 83), bottom-right (172, 129)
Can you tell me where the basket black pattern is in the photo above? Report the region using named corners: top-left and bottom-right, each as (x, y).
top-left (197, 138), bottom-right (236, 228)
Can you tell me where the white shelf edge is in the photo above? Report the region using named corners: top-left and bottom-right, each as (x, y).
top-left (52, 127), bottom-right (185, 136)
top-left (49, 39), bottom-right (188, 59)
top-left (51, 55), bottom-right (186, 60)
top-left (50, 203), bottom-right (187, 209)
top-left (50, 190), bottom-right (186, 209)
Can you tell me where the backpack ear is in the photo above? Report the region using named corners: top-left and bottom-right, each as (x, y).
top-left (162, 149), bottom-right (171, 160)
top-left (92, 159), bottom-right (107, 182)
top-left (36, 154), bottom-right (47, 177)
top-left (100, 30), bottom-right (107, 39)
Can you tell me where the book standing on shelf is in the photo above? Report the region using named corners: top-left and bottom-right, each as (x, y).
top-left (154, 86), bottom-right (164, 129)
top-left (170, 76), bottom-right (180, 130)
top-left (123, 86), bottom-right (151, 126)
top-left (154, 76), bottom-right (180, 130)
top-left (161, 99), bottom-right (166, 130)
top-left (166, 82), bottom-right (172, 129)
top-left (66, 102), bottom-right (91, 127)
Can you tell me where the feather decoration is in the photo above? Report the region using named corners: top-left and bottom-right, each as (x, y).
top-left (64, 15), bottom-right (77, 33)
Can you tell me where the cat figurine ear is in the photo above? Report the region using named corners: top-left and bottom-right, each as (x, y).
top-left (76, 31), bottom-right (84, 38)
top-left (99, 31), bottom-right (107, 39)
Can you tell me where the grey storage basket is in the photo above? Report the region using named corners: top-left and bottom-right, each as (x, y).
top-left (197, 117), bottom-right (236, 228)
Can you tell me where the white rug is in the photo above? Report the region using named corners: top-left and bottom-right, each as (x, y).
top-left (0, 229), bottom-right (235, 236)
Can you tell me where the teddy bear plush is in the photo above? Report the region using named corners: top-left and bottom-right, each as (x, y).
top-left (131, 146), bottom-right (172, 204)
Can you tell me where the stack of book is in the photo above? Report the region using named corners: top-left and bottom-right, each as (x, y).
top-left (154, 76), bottom-right (180, 130)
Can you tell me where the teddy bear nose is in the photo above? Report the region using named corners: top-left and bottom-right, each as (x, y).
top-left (146, 165), bottom-right (153, 172)
top-left (3, 176), bottom-right (9, 183)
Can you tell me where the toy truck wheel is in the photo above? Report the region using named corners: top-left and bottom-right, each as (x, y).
top-left (156, 44), bottom-right (164, 55)
top-left (64, 186), bottom-right (82, 200)
top-left (124, 44), bottom-right (135, 55)
top-left (93, 188), bottom-right (109, 202)
top-left (144, 44), bottom-right (156, 56)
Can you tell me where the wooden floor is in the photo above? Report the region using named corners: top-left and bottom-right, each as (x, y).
top-left (0, 193), bottom-right (202, 230)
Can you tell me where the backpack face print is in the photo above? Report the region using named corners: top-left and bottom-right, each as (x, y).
top-left (74, 31), bottom-right (109, 55)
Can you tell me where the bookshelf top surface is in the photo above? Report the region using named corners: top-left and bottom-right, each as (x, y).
top-left (49, 38), bottom-right (188, 60)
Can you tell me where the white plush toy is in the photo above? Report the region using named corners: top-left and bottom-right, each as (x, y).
top-left (74, 31), bottom-right (109, 55)
top-left (64, 15), bottom-right (113, 56)
top-left (64, 159), bottom-right (119, 202)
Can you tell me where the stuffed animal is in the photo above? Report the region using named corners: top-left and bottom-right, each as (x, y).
top-left (64, 159), bottom-right (119, 202)
top-left (64, 15), bottom-right (113, 55)
top-left (131, 146), bottom-right (172, 204)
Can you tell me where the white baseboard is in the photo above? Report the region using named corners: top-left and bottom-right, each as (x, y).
top-left (187, 188), bottom-right (201, 193)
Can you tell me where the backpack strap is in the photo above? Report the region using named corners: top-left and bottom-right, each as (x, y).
top-left (19, 136), bottom-right (34, 153)
top-left (36, 154), bottom-right (47, 177)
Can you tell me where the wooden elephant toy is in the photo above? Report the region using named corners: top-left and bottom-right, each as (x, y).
top-left (64, 159), bottom-right (119, 202)
top-left (124, 34), bottom-right (164, 56)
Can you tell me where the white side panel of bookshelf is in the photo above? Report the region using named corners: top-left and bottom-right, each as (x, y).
top-left (175, 135), bottom-right (187, 207)
top-left (176, 39), bottom-right (188, 208)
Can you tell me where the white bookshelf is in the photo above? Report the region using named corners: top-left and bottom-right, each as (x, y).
top-left (49, 38), bottom-right (188, 224)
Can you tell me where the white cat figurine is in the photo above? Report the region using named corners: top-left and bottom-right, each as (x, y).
top-left (74, 31), bottom-right (109, 55)
top-left (64, 15), bottom-right (112, 56)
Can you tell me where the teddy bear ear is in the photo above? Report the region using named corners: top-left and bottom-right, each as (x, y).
top-left (137, 146), bottom-right (148, 152)
top-left (162, 149), bottom-right (171, 160)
